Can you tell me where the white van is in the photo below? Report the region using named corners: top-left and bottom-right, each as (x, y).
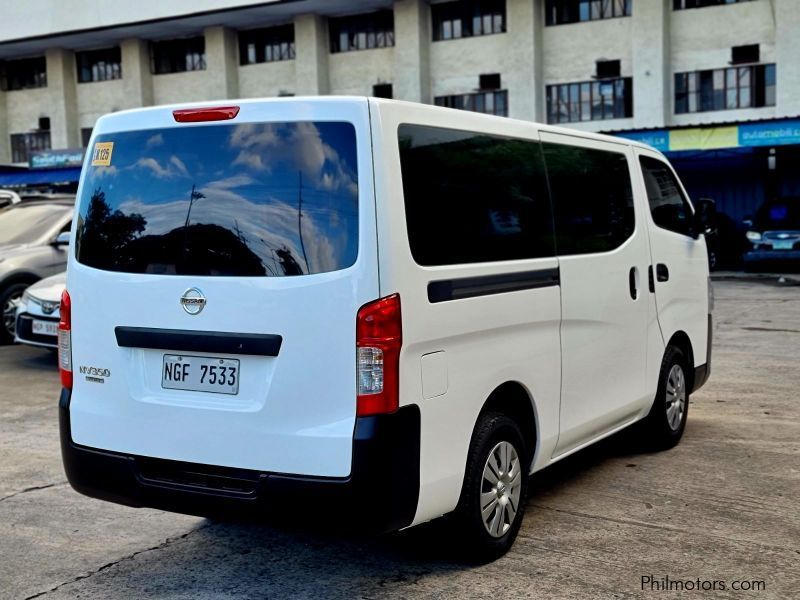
top-left (59, 97), bottom-right (711, 560)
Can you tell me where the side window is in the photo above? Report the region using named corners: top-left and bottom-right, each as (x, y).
top-left (639, 156), bottom-right (694, 237)
top-left (542, 142), bottom-right (635, 255)
top-left (397, 124), bottom-right (555, 266)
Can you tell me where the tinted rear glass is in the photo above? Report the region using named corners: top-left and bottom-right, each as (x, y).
top-left (398, 124), bottom-right (555, 266)
top-left (75, 122), bottom-right (358, 276)
top-left (0, 204), bottom-right (71, 245)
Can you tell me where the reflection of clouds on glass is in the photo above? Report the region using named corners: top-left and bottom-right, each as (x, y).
top-left (79, 121), bottom-right (358, 277)
top-left (228, 122), bottom-right (358, 199)
top-left (118, 184), bottom-right (342, 274)
top-left (131, 156), bottom-right (190, 179)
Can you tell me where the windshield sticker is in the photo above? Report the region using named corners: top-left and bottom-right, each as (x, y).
top-left (91, 142), bottom-right (114, 167)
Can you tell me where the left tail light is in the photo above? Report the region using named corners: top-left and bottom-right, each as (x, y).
top-left (58, 290), bottom-right (72, 389)
top-left (356, 294), bottom-right (401, 416)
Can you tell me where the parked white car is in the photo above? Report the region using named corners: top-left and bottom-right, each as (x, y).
top-left (15, 272), bottom-right (65, 349)
top-left (59, 97), bottom-right (712, 561)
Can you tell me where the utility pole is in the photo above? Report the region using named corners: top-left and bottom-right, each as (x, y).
top-left (297, 170), bottom-right (310, 273)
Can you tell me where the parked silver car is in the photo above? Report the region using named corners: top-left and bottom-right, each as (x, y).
top-left (0, 197), bottom-right (74, 343)
top-left (15, 271), bottom-right (65, 349)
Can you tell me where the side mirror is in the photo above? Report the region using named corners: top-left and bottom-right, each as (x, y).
top-left (53, 231), bottom-right (71, 247)
top-left (692, 203), bottom-right (715, 238)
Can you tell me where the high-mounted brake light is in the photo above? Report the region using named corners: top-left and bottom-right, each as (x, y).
top-left (58, 290), bottom-right (72, 390)
top-left (173, 106), bottom-right (240, 123)
top-left (356, 294), bottom-right (402, 417)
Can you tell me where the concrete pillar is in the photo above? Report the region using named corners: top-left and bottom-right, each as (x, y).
top-left (45, 47), bottom-right (79, 149)
top-left (631, 0), bottom-right (670, 129)
top-left (294, 14), bottom-right (330, 95)
top-left (393, 0), bottom-right (430, 103)
top-left (0, 92), bottom-right (9, 163)
top-left (205, 26), bottom-right (240, 100)
top-left (506, 0), bottom-right (540, 121)
top-left (775, 0), bottom-right (800, 117)
top-left (120, 38), bottom-right (154, 108)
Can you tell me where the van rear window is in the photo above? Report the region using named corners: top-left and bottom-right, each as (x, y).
top-left (75, 122), bottom-right (358, 276)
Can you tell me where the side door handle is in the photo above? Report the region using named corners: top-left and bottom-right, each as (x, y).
top-left (656, 263), bottom-right (670, 282)
top-left (628, 266), bottom-right (639, 300)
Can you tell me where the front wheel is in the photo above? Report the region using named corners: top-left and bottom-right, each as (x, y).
top-left (450, 412), bottom-right (529, 562)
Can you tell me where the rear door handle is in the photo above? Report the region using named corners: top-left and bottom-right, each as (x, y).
top-left (656, 263), bottom-right (669, 282)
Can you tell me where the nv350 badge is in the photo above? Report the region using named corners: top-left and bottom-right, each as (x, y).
top-left (180, 288), bottom-right (206, 315)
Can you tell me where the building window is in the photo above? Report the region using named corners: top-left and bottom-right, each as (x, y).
top-left (545, 0), bottom-right (631, 26)
top-left (81, 128), bottom-right (93, 148)
top-left (546, 77), bottom-right (632, 123)
top-left (10, 131), bottom-right (51, 164)
top-left (0, 57), bottom-right (47, 91)
top-left (239, 24), bottom-right (295, 65)
top-left (373, 83), bottom-right (393, 98)
top-left (675, 64), bottom-right (776, 114)
top-left (150, 37), bottom-right (206, 74)
top-left (673, 0), bottom-right (754, 9)
top-left (434, 90), bottom-right (509, 117)
top-left (329, 10), bottom-right (394, 53)
top-left (76, 47), bottom-right (122, 83)
top-left (432, 0), bottom-right (506, 41)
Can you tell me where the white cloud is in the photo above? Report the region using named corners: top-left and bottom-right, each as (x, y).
top-left (130, 155), bottom-right (190, 179)
top-left (146, 133), bottom-right (164, 148)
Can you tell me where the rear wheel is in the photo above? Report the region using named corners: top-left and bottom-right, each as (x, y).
top-left (639, 346), bottom-right (689, 450)
top-left (0, 283), bottom-right (28, 345)
top-left (450, 412), bottom-right (529, 562)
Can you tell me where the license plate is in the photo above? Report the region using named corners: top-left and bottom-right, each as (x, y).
top-left (773, 240), bottom-right (794, 250)
top-left (162, 354), bottom-right (240, 395)
top-left (31, 320), bottom-right (58, 336)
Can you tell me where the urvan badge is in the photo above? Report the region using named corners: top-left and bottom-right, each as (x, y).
top-left (180, 288), bottom-right (206, 315)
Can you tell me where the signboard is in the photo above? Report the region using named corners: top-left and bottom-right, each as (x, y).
top-left (614, 118), bottom-right (800, 153)
top-left (30, 148), bottom-right (84, 169)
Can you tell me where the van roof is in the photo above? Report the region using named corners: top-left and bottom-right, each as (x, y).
top-left (94, 96), bottom-right (659, 154)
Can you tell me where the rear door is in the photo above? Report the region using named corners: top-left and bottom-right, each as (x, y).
top-left (540, 132), bottom-right (651, 456)
top-left (67, 99), bottom-right (378, 477)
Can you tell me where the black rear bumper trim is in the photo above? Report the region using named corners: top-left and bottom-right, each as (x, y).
top-left (114, 327), bottom-right (283, 357)
top-left (59, 389), bottom-right (420, 533)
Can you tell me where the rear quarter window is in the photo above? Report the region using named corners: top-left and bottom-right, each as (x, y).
top-left (397, 124), bottom-right (555, 266)
top-left (75, 121), bottom-right (359, 276)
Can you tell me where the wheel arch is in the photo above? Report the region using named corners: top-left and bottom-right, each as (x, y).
top-left (475, 381), bottom-right (539, 471)
top-left (665, 330), bottom-right (695, 391)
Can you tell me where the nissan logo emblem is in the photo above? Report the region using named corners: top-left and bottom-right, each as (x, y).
top-left (180, 288), bottom-right (206, 315)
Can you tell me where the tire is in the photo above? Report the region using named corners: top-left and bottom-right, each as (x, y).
top-left (0, 282), bottom-right (29, 345)
top-left (639, 346), bottom-right (690, 450)
top-left (450, 412), bottom-right (529, 562)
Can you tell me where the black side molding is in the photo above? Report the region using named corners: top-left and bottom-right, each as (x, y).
top-left (115, 327), bottom-right (282, 357)
top-left (428, 267), bottom-right (560, 303)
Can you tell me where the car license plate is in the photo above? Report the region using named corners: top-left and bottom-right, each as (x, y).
top-left (162, 354), bottom-right (240, 395)
top-left (773, 240), bottom-right (794, 250)
top-left (31, 320), bottom-right (58, 336)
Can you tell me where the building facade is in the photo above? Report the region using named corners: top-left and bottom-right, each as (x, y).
top-left (0, 0), bottom-right (798, 261)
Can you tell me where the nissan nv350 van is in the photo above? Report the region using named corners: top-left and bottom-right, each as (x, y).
top-left (59, 98), bottom-right (711, 560)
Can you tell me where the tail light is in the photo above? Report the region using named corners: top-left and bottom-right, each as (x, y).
top-left (58, 290), bottom-right (72, 389)
top-left (356, 294), bottom-right (401, 416)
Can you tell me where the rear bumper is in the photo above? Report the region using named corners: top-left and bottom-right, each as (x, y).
top-left (59, 389), bottom-right (420, 533)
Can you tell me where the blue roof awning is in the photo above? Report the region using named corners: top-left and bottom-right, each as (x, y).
top-left (0, 167), bottom-right (81, 186)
